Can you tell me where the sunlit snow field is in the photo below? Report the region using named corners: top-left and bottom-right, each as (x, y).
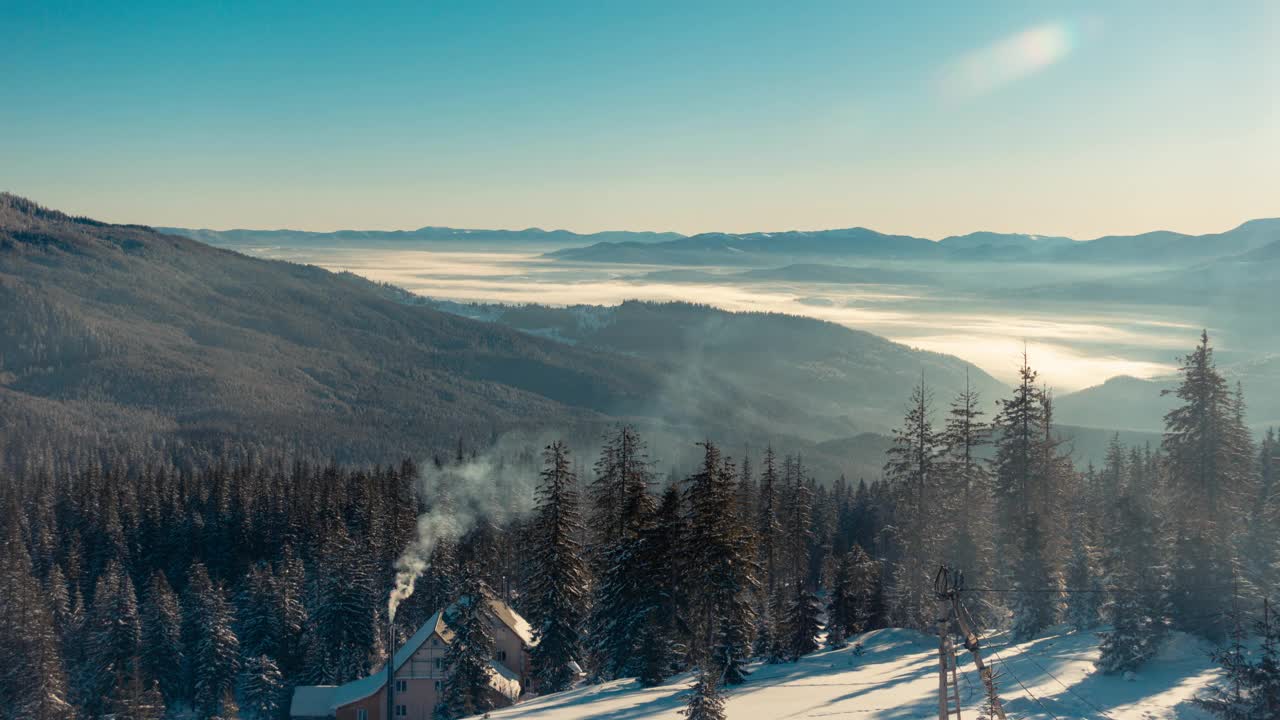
top-left (481, 627), bottom-right (1217, 720)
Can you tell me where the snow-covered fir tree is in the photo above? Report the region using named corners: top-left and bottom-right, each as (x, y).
top-left (1063, 529), bottom-right (1102, 631)
top-left (1162, 332), bottom-right (1256, 640)
top-left (784, 584), bottom-right (822, 661)
top-left (826, 550), bottom-right (856, 649)
top-left (0, 518), bottom-right (73, 720)
top-left (184, 561), bottom-right (241, 720)
top-left (682, 666), bottom-right (726, 720)
top-left (684, 443), bottom-right (758, 685)
top-left (883, 376), bottom-right (943, 630)
top-left (140, 571), bottom-right (184, 705)
top-left (637, 484), bottom-right (686, 687)
top-left (528, 441), bottom-right (590, 694)
top-left (754, 445), bottom-right (783, 658)
top-left (237, 654), bottom-right (285, 720)
top-left (1097, 495), bottom-right (1168, 673)
top-left (84, 559), bottom-right (142, 716)
top-left (587, 425), bottom-right (658, 681)
top-left (442, 564), bottom-right (498, 719)
top-left (940, 375), bottom-right (994, 607)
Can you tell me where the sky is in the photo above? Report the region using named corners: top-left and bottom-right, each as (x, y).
top-left (2, 1), bottom-right (1278, 238)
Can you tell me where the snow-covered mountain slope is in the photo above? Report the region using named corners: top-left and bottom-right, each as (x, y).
top-left (485, 628), bottom-right (1218, 719)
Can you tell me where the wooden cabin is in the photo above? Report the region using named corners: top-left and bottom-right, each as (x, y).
top-left (290, 597), bottom-right (535, 720)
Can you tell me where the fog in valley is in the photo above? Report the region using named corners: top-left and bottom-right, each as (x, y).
top-left (236, 243), bottom-right (1206, 393)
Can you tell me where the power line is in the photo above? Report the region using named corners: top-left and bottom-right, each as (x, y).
top-left (967, 585), bottom-right (1240, 594)
top-left (987, 644), bottom-right (1063, 720)
top-left (1015, 649), bottom-right (1115, 720)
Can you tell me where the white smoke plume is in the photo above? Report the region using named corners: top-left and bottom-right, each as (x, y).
top-left (388, 439), bottom-right (542, 621)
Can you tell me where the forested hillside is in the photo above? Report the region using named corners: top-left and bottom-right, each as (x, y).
top-left (2, 328), bottom-right (1275, 719)
top-left (0, 194), bottom-right (692, 470)
top-left (425, 299), bottom-right (1006, 438)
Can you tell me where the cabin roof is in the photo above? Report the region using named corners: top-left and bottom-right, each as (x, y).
top-left (322, 596), bottom-right (533, 710)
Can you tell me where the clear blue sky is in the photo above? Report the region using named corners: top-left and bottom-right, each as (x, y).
top-left (2, 1), bottom-right (1277, 237)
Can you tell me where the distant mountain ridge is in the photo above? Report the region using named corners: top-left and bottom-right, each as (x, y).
top-left (161, 225), bottom-right (686, 248)
top-left (549, 218), bottom-right (1280, 266)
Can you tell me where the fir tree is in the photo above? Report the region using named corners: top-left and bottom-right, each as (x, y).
top-left (884, 376), bottom-right (943, 630)
top-left (84, 558), bottom-right (142, 716)
top-left (1064, 531), bottom-right (1101, 631)
top-left (754, 446), bottom-right (783, 658)
top-left (784, 585), bottom-right (822, 661)
top-left (0, 519), bottom-right (72, 720)
top-left (237, 654), bottom-right (285, 720)
top-left (528, 441), bottom-right (590, 694)
top-left (1162, 332), bottom-right (1255, 637)
top-left (826, 550), bottom-right (855, 649)
top-left (1097, 496), bottom-right (1167, 673)
top-left (185, 562), bottom-right (241, 720)
top-left (140, 571), bottom-right (184, 705)
top-left (940, 375), bottom-right (993, 603)
top-left (587, 426), bottom-right (657, 680)
top-left (682, 667), bottom-right (726, 720)
top-left (637, 484), bottom-right (685, 687)
top-left (685, 443), bottom-right (757, 684)
top-left (442, 565), bottom-right (498, 718)
top-left (992, 354), bottom-right (1048, 571)
top-left (108, 668), bottom-right (167, 720)
top-left (1010, 512), bottom-right (1057, 641)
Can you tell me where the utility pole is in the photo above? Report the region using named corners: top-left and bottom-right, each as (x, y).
top-left (937, 594), bottom-right (951, 720)
top-left (936, 565), bottom-right (1006, 720)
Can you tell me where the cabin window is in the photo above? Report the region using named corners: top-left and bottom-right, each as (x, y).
top-left (396, 705), bottom-right (407, 716)
top-left (395, 679), bottom-right (407, 692)
top-left (434, 658), bottom-right (443, 670)
top-left (356, 711), bottom-right (368, 720)
top-left (431, 638), bottom-right (439, 646)
top-left (495, 649), bottom-right (507, 662)
top-left (434, 680), bottom-right (442, 692)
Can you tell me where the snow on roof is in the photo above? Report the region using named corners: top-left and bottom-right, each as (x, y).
top-left (487, 598), bottom-right (536, 647)
top-left (290, 685), bottom-right (337, 718)
top-left (488, 660), bottom-right (522, 702)
top-left (328, 598), bottom-right (533, 709)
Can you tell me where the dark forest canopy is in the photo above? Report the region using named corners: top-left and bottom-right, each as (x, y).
top-left (1, 332), bottom-right (1276, 719)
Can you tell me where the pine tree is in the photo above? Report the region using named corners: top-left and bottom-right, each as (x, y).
top-left (185, 562), bottom-right (241, 719)
top-left (528, 441), bottom-right (590, 694)
top-left (140, 571), bottom-right (184, 705)
top-left (587, 426), bottom-right (657, 680)
top-left (1010, 512), bottom-right (1057, 641)
top-left (1097, 496), bottom-right (1167, 674)
top-left (684, 443), bottom-right (758, 684)
top-left (940, 375), bottom-right (994, 603)
top-left (884, 376), bottom-right (943, 630)
top-left (1063, 531), bottom-right (1101, 631)
top-left (108, 668), bottom-right (167, 720)
top-left (992, 354), bottom-right (1048, 573)
top-left (785, 584), bottom-right (822, 661)
top-left (0, 519), bottom-right (72, 720)
top-left (237, 654), bottom-right (285, 720)
top-left (637, 484), bottom-right (685, 687)
top-left (754, 446), bottom-right (783, 658)
top-left (682, 667), bottom-right (726, 720)
top-left (84, 558), bottom-right (142, 716)
top-left (1194, 588), bottom-right (1254, 719)
top-left (1162, 332), bottom-right (1255, 638)
top-left (442, 565), bottom-right (498, 718)
top-left (311, 522), bottom-right (381, 682)
top-left (826, 550), bottom-right (855, 649)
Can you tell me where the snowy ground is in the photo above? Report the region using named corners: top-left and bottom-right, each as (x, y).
top-left (484, 628), bottom-right (1220, 720)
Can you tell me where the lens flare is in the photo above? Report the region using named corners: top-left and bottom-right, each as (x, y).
top-left (939, 21), bottom-right (1076, 99)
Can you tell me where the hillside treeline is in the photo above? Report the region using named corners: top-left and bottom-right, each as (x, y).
top-left (1, 333), bottom-right (1276, 719)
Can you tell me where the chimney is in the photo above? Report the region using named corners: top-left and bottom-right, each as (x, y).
top-left (386, 619), bottom-right (395, 720)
